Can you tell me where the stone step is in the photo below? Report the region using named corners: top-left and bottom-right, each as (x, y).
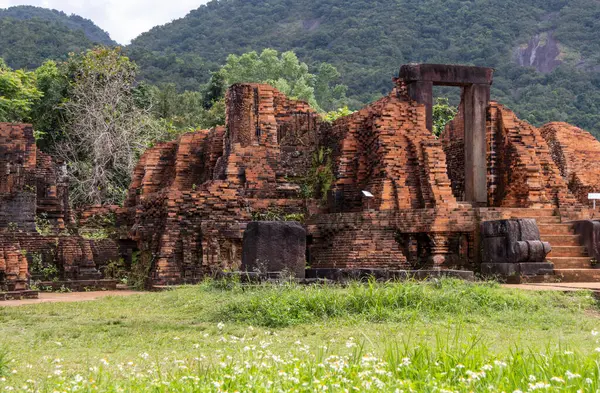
top-left (547, 246), bottom-right (588, 258)
top-left (506, 208), bottom-right (558, 217)
top-left (554, 269), bottom-right (600, 282)
top-left (538, 224), bottom-right (575, 235)
top-left (547, 257), bottom-right (593, 269)
top-left (541, 235), bottom-right (582, 247)
top-left (532, 216), bottom-right (563, 224)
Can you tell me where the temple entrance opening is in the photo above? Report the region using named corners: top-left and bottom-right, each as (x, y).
top-left (399, 64), bottom-right (494, 206)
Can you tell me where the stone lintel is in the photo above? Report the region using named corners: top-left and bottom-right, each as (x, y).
top-left (399, 63), bottom-right (494, 86)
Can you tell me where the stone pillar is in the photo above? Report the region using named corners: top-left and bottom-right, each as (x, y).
top-left (407, 81), bottom-right (434, 132)
top-left (464, 83), bottom-right (490, 204)
top-left (429, 233), bottom-right (450, 269)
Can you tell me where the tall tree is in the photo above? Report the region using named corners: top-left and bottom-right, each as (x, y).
top-left (55, 47), bottom-right (162, 207)
top-left (218, 49), bottom-right (347, 112)
top-left (0, 59), bottom-right (42, 122)
top-left (30, 60), bottom-right (69, 150)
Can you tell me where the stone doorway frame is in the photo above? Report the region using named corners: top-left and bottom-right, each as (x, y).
top-left (399, 64), bottom-right (494, 204)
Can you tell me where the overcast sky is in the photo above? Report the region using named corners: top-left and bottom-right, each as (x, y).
top-left (0, 0), bottom-right (210, 44)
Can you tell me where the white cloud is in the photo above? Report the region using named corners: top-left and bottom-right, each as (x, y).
top-left (0, 0), bottom-right (209, 44)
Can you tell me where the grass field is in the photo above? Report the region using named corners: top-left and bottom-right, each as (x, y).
top-left (1, 279), bottom-right (600, 392)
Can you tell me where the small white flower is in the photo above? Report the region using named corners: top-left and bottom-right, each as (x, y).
top-left (592, 330), bottom-right (599, 336)
top-left (565, 371), bottom-right (581, 380)
top-left (217, 322), bottom-right (225, 330)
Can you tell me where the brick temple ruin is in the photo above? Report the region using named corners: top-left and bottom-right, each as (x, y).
top-left (2, 63), bottom-right (600, 294)
top-left (0, 124), bottom-right (119, 296)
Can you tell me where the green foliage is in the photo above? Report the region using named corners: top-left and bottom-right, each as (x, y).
top-left (128, 0), bottom-right (600, 137)
top-left (322, 106), bottom-right (354, 123)
top-left (127, 49), bottom-right (212, 93)
top-left (104, 252), bottom-right (151, 290)
top-left (219, 48), bottom-right (347, 112)
top-left (0, 6), bottom-right (113, 71)
top-left (219, 279), bottom-right (594, 328)
top-left (302, 147), bottom-right (335, 201)
top-left (0, 59), bottom-right (42, 122)
top-left (30, 60), bottom-right (69, 150)
top-left (251, 209), bottom-right (305, 223)
top-left (0, 347), bottom-right (7, 378)
top-left (144, 83), bottom-right (225, 133)
top-left (34, 213), bottom-right (53, 236)
top-left (432, 97), bottom-right (458, 137)
top-left (55, 47), bottom-right (168, 207)
top-left (0, 6), bottom-right (114, 46)
top-left (26, 250), bottom-right (59, 281)
top-left (0, 281), bottom-right (600, 391)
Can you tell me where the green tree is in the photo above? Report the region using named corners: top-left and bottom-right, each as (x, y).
top-left (30, 60), bottom-right (69, 149)
top-left (432, 97), bottom-right (458, 137)
top-left (219, 49), bottom-right (347, 112)
top-left (0, 59), bottom-right (42, 122)
top-left (55, 47), bottom-right (164, 207)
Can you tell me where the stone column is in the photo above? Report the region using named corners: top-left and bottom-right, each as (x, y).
top-left (429, 233), bottom-right (450, 269)
top-left (464, 83), bottom-right (490, 204)
top-left (407, 81), bottom-right (434, 132)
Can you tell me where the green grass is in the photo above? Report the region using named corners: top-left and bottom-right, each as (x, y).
top-left (1, 279), bottom-right (600, 392)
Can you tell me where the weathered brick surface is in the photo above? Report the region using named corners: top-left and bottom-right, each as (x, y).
top-left (5, 76), bottom-right (598, 285)
top-left (329, 90), bottom-right (458, 212)
top-left (122, 84), bottom-right (320, 284)
top-left (0, 238), bottom-right (28, 291)
top-left (0, 123), bottom-right (118, 289)
top-left (541, 122), bottom-right (600, 207)
top-left (442, 102), bottom-right (579, 209)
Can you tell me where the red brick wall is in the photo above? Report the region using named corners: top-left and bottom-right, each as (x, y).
top-left (541, 122), bottom-right (600, 207)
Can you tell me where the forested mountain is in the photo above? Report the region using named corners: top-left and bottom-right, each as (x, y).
top-left (128, 0), bottom-right (600, 136)
top-left (0, 6), bottom-right (115, 69)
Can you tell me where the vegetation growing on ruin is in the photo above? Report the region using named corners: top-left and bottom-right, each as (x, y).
top-left (432, 98), bottom-right (458, 137)
top-left (303, 147), bottom-right (335, 201)
top-left (1, 280), bottom-right (600, 391)
top-left (251, 209), bottom-right (306, 223)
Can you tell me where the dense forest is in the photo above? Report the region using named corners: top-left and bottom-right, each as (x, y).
top-left (128, 0), bottom-right (600, 136)
top-left (1, 1), bottom-right (600, 137)
top-left (0, 6), bottom-right (114, 69)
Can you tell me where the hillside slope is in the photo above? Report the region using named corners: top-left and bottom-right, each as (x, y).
top-left (128, 0), bottom-right (600, 136)
top-left (0, 6), bottom-right (115, 69)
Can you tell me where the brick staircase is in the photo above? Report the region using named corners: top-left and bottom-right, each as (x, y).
top-left (506, 209), bottom-right (600, 282)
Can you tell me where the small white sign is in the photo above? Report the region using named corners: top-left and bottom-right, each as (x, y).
top-left (589, 193), bottom-right (600, 200)
top-left (362, 190), bottom-right (374, 198)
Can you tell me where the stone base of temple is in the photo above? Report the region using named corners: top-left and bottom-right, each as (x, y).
top-left (481, 262), bottom-right (554, 277)
top-left (0, 290), bottom-right (38, 301)
top-left (305, 268), bottom-right (475, 282)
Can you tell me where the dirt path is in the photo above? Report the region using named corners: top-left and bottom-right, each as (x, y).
top-left (502, 283), bottom-right (600, 292)
top-left (0, 290), bottom-right (142, 307)
top-left (2, 283), bottom-right (599, 307)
